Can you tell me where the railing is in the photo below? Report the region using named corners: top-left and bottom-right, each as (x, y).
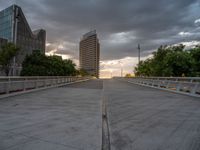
top-left (115, 77), bottom-right (200, 97)
top-left (0, 76), bottom-right (90, 97)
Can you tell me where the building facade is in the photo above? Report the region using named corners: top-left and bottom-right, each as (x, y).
top-left (79, 30), bottom-right (100, 78)
top-left (0, 5), bottom-right (46, 75)
top-left (0, 37), bottom-right (7, 47)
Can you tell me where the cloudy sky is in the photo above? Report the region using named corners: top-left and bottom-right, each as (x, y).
top-left (1, 0), bottom-right (200, 78)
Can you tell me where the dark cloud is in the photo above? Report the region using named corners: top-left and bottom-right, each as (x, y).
top-left (1, 0), bottom-right (200, 60)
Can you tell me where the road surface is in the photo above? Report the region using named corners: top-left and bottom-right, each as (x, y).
top-left (0, 80), bottom-right (103, 150)
top-left (104, 79), bottom-right (200, 150)
top-left (0, 79), bottom-right (200, 150)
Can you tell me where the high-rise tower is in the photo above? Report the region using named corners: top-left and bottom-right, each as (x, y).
top-left (79, 30), bottom-right (100, 78)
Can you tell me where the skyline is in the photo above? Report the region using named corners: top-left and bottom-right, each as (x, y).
top-left (0, 0), bottom-right (200, 78)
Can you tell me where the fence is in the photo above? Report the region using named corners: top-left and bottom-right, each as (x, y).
top-left (0, 76), bottom-right (90, 97)
top-left (116, 77), bottom-right (200, 97)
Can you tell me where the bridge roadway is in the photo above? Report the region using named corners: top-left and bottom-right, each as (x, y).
top-left (0, 79), bottom-right (200, 150)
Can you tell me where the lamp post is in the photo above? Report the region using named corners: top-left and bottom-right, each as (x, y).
top-left (138, 44), bottom-right (141, 64)
top-left (118, 61), bottom-right (123, 77)
top-left (110, 69), bottom-right (113, 78)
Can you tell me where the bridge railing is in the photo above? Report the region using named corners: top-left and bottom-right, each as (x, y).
top-left (115, 77), bottom-right (200, 97)
top-left (0, 76), bottom-right (90, 96)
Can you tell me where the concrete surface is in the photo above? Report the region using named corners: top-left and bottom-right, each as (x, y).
top-left (0, 80), bottom-right (103, 150)
top-left (1, 79), bottom-right (200, 150)
top-left (104, 79), bottom-right (200, 150)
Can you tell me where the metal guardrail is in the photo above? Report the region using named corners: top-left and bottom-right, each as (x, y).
top-left (115, 77), bottom-right (200, 97)
top-left (0, 76), bottom-right (90, 97)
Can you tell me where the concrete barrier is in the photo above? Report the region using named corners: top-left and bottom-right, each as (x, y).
top-left (115, 77), bottom-right (200, 97)
top-left (0, 76), bottom-right (91, 98)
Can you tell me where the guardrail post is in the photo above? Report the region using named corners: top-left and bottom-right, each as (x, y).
top-left (35, 79), bottom-right (38, 89)
top-left (152, 80), bottom-right (154, 86)
top-left (23, 78), bottom-right (26, 91)
top-left (51, 79), bottom-right (54, 86)
top-left (43, 79), bottom-right (46, 87)
top-left (55, 78), bottom-right (57, 85)
top-left (191, 83), bottom-right (199, 95)
top-left (176, 82), bottom-right (181, 92)
top-left (166, 81), bottom-right (170, 88)
top-left (6, 78), bottom-right (11, 94)
top-left (158, 81), bottom-right (161, 88)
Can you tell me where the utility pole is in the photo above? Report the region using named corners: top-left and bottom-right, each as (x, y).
top-left (138, 44), bottom-right (140, 64)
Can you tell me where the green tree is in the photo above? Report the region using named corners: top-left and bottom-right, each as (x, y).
top-left (78, 69), bottom-right (89, 76)
top-left (190, 46), bottom-right (200, 76)
top-left (47, 55), bottom-right (65, 76)
top-left (134, 44), bottom-right (199, 77)
top-left (20, 52), bottom-right (48, 76)
top-left (135, 59), bottom-right (154, 76)
top-left (125, 73), bottom-right (133, 77)
top-left (63, 59), bottom-right (77, 76)
top-left (0, 43), bottom-right (20, 76)
top-left (163, 50), bottom-right (193, 76)
top-left (21, 52), bottom-right (77, 76)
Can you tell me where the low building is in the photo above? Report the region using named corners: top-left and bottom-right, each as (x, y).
top-left (0, 5), bottom-right (46, 75)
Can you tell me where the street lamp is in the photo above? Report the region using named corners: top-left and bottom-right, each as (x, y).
top-left (110, 69), bottom-right (113, 78)
top-left (138, 44), bottom-right (141, 64)
top-left (118, 61), bottom-right (123, 77)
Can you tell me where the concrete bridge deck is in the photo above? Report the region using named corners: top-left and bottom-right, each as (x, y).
top-left (104, 79), bottom-right (200, 150)
top-left (0, 80), bottom-right (103, 150)
top-left (0, 79), bottom-right (200, 150)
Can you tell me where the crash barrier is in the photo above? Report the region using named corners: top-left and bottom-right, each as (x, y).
top-left (0, 76), bottom-right (90, 96)
top-left (115, 77), bottom-right (200, 97)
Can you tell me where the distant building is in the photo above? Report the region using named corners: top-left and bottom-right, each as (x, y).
top-left (0, 5), bottom-right (46, 75)
top-left (79, 30), bottom-right (100, 78)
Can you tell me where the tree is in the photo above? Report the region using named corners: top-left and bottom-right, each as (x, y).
top-left (21, 52), bottom-right (77, 76)
top-left (125, 73), bottom-right (133, 77)
top-left (78, 69), bottom-right (89, 76)
top-left (134, 44), bottom-right (199, 77)
top-left (163, 50), bottom-right (193, 76)
top-left (190, 46), bottom-right (200, 76)
top-left (63, 59), bottom-right (77, 76)
top-left (20, 52), bottom-right (48, 76)
top-left (134, 59), bottom-right (154, 76)
top-left (0, 43), bottom-right (20, 76)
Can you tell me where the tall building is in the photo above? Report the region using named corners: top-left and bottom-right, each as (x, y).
top-left (79, 30), bottom-right (100, 78)
top-left (0, 5), bottom-right (46, 75)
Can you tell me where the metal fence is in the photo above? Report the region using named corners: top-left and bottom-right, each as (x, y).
top-left (116, 77), bottom-right (200, 97)
top-left (0, 76), bottom-right (90, 96)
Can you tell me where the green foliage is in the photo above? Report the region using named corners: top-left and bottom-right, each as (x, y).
top-left (125, 73), bottom-right (133, 77)
top-left (21, 52), bottom-right (77, 76)
top-left (134, 45), bottom-right (200, 77)
top-left (190, 46), bottom-right (200, 76)
top-left (78, 69), bottom-right (89, 77)
top-left (0, 43), bottom-right (20, 76)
